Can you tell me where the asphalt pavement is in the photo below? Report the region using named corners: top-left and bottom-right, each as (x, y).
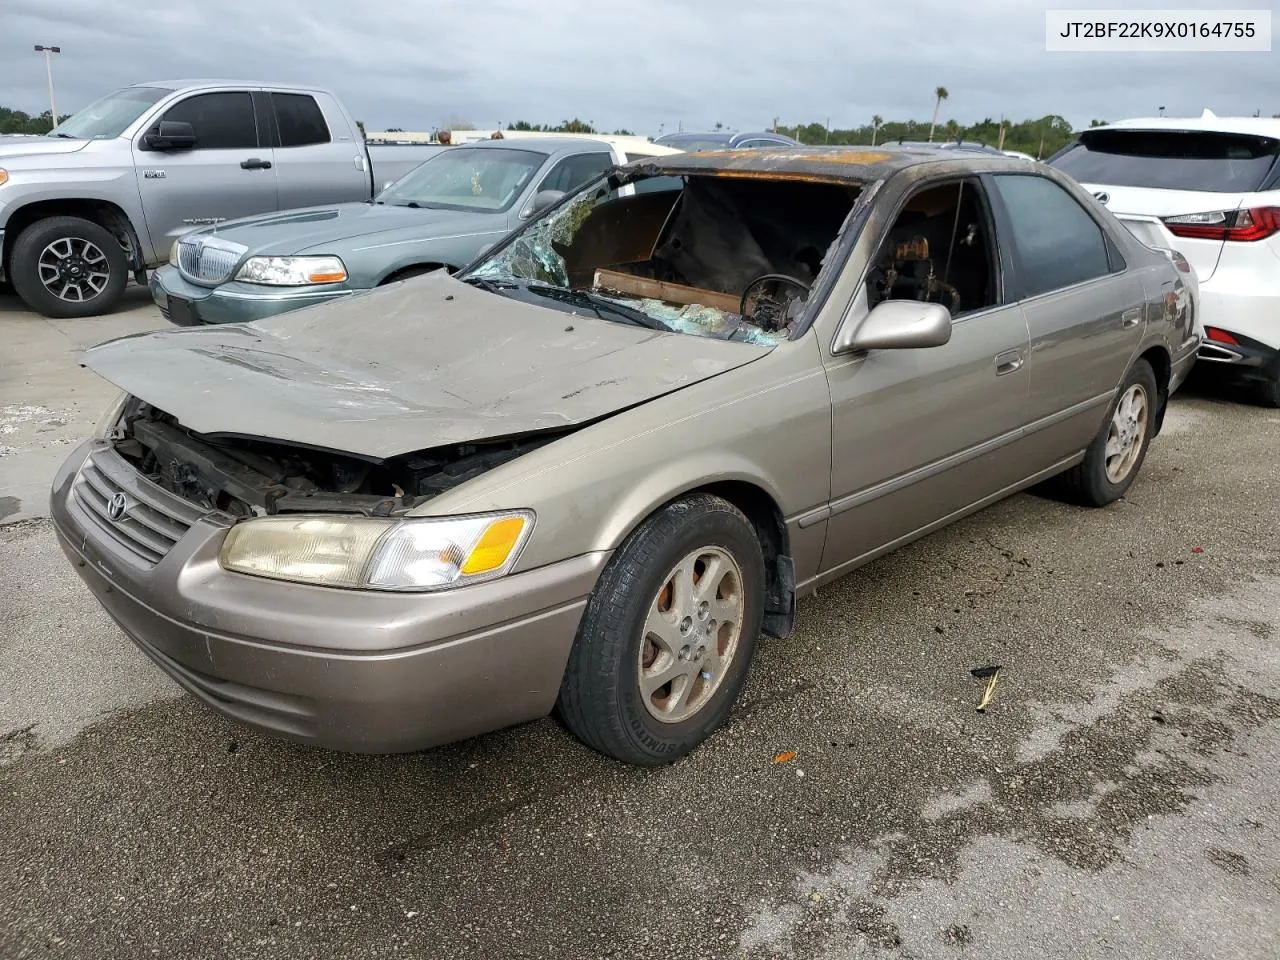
top-left (1, 287), bottom-right (1277, 960)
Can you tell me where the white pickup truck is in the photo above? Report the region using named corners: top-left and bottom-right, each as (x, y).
top-left (0, 80), bottom-right (441, 318)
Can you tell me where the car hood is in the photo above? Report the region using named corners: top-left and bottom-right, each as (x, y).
top-left (197, 202), bottom-right (495, 257)
top-left (0, 135), bottom-right (92, 159)
top-left (83, 272), bottom-right (768, 460)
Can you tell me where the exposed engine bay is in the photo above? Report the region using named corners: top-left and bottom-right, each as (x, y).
top-left (109, 399), bottom-right (565, 518)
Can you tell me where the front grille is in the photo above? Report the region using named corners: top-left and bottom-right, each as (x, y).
top-left (177, 236), bottom-right (246, 284)
top-left (73, 448), bottom-right (202, 565)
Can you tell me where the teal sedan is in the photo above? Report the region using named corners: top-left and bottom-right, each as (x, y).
top-left (151, 136), bottom-right (674, 325)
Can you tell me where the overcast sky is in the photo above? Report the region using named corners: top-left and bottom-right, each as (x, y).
top-left (5, 0), bottom-right (1277, 134)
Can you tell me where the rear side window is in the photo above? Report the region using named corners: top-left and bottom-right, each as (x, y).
top-left (1052, 130), bottom-right (1280, 193)
top-left (272, 93), bottom-right (331, 147)
top-left (539, 152), bottom-right (614, 194)
top-left (160, 92), bottom-right (257, 149)
top-left (993, 175), bottom-right (1112, 299)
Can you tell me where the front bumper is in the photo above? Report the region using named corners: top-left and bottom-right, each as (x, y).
top-left (150, 266), bottom-right (353, 326)
top-left (52, 440), bottom-right (606, 753)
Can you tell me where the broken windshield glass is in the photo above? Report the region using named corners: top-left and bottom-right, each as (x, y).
top-left (465, 173), bottom-right (859, 344)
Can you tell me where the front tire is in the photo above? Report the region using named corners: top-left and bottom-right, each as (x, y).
top-left (557, 494), bottom-right (766, 766)
top-left (10, 217), bottom-right (128, 319)
top-left (1057, 358), bottom-right (1158, 506)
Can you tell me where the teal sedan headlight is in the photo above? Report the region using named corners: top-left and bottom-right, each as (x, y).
top-left (234, 256), bottom-right (348, 286)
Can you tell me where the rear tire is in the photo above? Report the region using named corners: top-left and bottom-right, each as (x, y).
top-left (10, 217), bottom-right (128, 319)
top-left (1056, 358), bottom-right (1158, 507)
top-left (557, 494), bottom-right (766, 766)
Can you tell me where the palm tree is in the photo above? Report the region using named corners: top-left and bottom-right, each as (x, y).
top-left (871, 114), bottom-right (883, 146)
top-left (928, 86), bottom-right (949, 142)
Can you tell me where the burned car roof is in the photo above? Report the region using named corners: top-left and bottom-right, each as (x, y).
top-left (622, 145), bottom-right (1025, 186)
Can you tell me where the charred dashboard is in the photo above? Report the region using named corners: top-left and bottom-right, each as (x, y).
top-left (108, 399), bottom-right (564, 518)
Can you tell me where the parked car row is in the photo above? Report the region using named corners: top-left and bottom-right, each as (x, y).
top-left (52, 144), bottom-right (1201, 766)
top-left (150, 136), bottom-right (680, 325)
top-left (0, 80), bottom-right (441, 318)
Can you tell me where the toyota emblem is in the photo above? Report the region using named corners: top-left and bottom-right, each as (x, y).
top-left (106, 491), bottom-right (128, 522)
top-left (1092, 190), bottom-right (1110, 205)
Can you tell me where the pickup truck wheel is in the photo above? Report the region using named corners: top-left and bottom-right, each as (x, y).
top-left (10, 217), bottom-right (128, 319)
top-left (557, 494), bottom-right (766, 766)
top-left (1056, 358), bottom-right (1158, 507)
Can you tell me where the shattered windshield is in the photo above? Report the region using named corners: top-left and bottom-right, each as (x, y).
top-left (462, 172), bottom-right (858, 344)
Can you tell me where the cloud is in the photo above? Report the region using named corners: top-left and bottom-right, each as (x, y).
top-left (4, 0), bottom-right (1277, 134)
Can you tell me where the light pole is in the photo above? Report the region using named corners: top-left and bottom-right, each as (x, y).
top-left (33, 44), bottom-right (61, 127)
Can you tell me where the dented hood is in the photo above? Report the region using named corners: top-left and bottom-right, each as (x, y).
top-left (84, 273), bottom-right (768, 460)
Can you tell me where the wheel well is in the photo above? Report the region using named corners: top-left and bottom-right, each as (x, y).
top-left (1138, 345), bottom-right (1171, 436)
top-left (2, 199), bottom-right (145, 278)
top-left (379, 263), bottom-right (451, 285)
top-left (695, 480), bottom-right (796, 639)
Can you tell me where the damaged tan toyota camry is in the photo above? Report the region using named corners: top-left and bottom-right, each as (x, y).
top-left (53, 146), bottom-right (1199, 765)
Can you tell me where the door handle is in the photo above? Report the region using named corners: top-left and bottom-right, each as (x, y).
top-left (1121, 307), bottom-right (1142, 329)
top-left (240, 157), bottom-right (272, 170)
top-left (994, 349), bottom-right (1024, 376)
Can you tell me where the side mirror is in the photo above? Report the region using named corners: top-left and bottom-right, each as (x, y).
top-left (833, 300), bottom-right (952, 354)
top-left (521, 189), bottom-right (566, 219)
top-left (145, 120), bottom-right (197, 151)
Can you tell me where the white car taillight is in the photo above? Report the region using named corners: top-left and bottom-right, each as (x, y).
top-left (1162, 207), bottom-right (1280, 242)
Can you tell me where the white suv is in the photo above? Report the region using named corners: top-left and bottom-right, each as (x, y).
top-left (1050, 111), bottom-right (1280, 406)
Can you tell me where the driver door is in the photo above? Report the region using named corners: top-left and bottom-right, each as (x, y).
top-left (133, 90), bottom-right (278, 258)
top-left (818, 176), bottom-right (1033, 576)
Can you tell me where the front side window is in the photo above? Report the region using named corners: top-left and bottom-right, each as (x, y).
top-left (376, 147), bottom-right (546, 212)
top-left (865, 179), bottom-right (999, 317)
top-left (51, 86), bottom-right (172, 139)
top-left (272, 93), bottom-right (330, 147)
top-left (992, 175), bottom-right (1112, 299)
top-left (157, 92), bottom-right (258, 150)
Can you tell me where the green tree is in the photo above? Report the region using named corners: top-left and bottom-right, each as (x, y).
top-left (871, 114), bottom-right (883, 146)
top-left (929, 86), bottom-right (949, 142)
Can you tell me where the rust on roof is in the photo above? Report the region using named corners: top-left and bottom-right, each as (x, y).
top-left (621, 144), bottom-right (1019, 186)
top-left (622, 146), bottom-right (926, 185)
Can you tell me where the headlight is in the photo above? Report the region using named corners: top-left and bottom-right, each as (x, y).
top-left (219, 511), bottom-right (534, 591)
top-left (168, 240), bottom-right (181, 266)
top-left (234, 255), bottom-right (348, 286)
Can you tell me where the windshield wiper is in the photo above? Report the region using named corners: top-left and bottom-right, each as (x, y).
top-left (393, 201), bottom-right (423, 209)
top-left (51, 132), bottom-right (76, 139)
top-left (526, 284), bottom-right (673, 331)
top-left (463, 276), bottom-right (518, 292)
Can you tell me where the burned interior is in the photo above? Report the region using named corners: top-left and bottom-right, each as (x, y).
top-left (109, 399), bottom-right (567, 518)
top-left (866, 179), bottom-right (997, 316)
top-left (469, 168), bottom-right (862, 342)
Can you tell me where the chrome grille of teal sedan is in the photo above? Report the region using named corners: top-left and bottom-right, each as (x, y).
top-left (176, 236), bottom-right (247, 284)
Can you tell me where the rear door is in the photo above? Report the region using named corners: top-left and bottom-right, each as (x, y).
top-left (133, 89), bottom-right (277, 258)
top-left (987, 172), bottom-right (1145, 448)
top-left (266, 91), bottom-right (370, 210)
top-left (1050, 128), bottom-right (1279, 283)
